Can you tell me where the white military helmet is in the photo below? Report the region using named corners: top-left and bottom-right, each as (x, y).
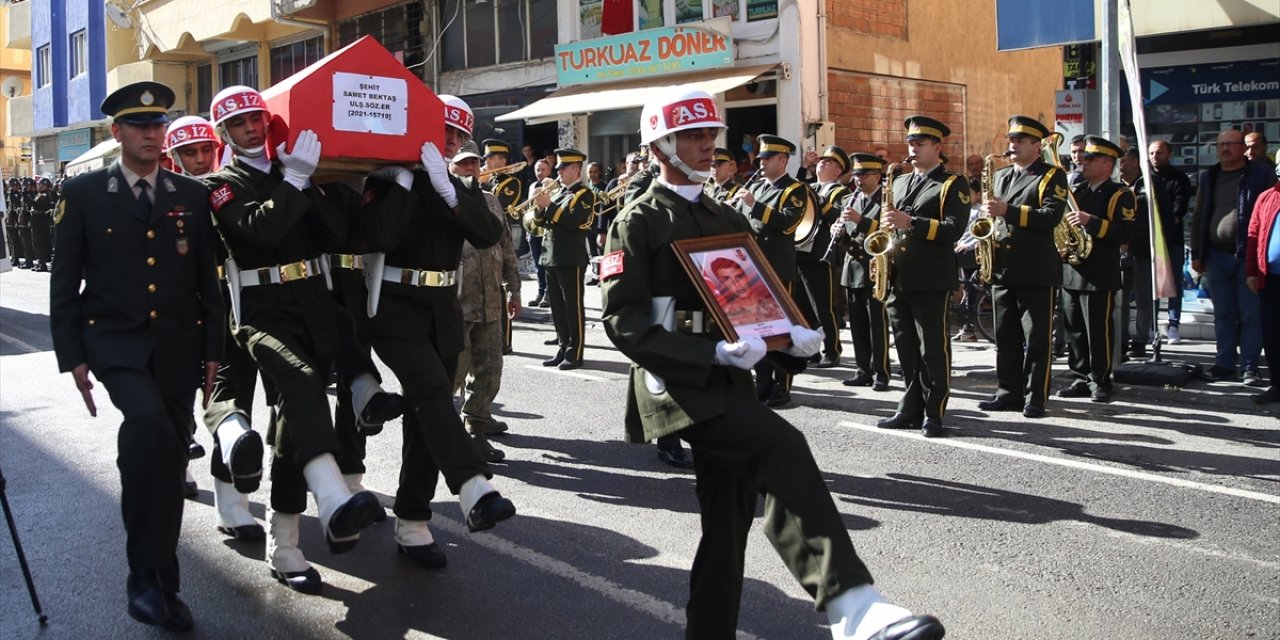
top-left (439, 94), bottom-right (474, 137)
top-left (165, 115), bottom-right (220, 177)
top-left (210, 85), bottom-right (269, 157)
top-left (165, 115), bottom-right (218, 152)
top-left (640, 86), bottom-right (725, 145)
top-left (210, 85), bottom-right (267, 126)
top-left (640, 86), bottom-right (726, 182)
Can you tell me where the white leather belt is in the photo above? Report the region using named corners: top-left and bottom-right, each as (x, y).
top-left (383, 266), bottom-right (458, 288)
top-left (239, 258), bottom-right (323, 287)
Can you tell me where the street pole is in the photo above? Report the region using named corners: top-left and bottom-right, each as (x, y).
top-left (1100, 0), bottom-right (1120, 141)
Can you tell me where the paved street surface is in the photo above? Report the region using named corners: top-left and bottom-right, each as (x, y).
top-left (1, 266), bottom-right (1276, 639)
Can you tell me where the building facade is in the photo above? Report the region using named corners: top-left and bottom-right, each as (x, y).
top-left (1, 2), bottom-right (32, 178)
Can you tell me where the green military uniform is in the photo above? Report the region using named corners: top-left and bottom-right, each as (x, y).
top-left (454, 187), bottom-right (521, 429)
top-left (796, 145), bottom-right (853, 365)
top-left (601, 181), bottom-right (873, 639)
top-left (986, 116), bottom-right (1069, 413)
top-left (50, 82), bottom-right (224, 624)
top-left (206, 153), bottom-right (349, 514)
top-left (482, 139), bottom-right (523, 352)
top-left (884, 117), bottom-right (969, 432)
top-left (831, 154), bottom-right (891, 387)
top-left (737, 135), bottom-right (807, 405)
top-left (1060, 136), bottom-right (1136, 400)
top-left (536, 148), bottom-right (596, 368)
top-left (362, 164), bottom-right (505, 519)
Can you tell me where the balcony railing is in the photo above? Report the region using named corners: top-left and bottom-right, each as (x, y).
top-left (5, 0), bottom-right (31, 50)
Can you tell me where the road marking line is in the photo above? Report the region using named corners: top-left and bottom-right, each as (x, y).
top-left (0, 331), bottom-right (39, 354)
top-left (839, 421), bottom-right (1280, 505)
top-left (429, 515), bottom-right (766, 640)
top-left (522, 365), bottom-right (621, 382)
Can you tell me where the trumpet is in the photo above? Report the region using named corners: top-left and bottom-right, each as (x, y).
top-left (478, 161), bottom-right (527, 180)
top-left (1042, 132), bottom-right (1092, 264)
top-left (595, 172), bottom-right (635, 217)
top-left (516, 178), bottom-right (564, 234)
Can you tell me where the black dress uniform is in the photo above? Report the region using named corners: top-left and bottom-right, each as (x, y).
top-left (831, 153), bottom-right (891, 388)
top-left (704, 147), bottom-right (743, 203)
top-left (362, 163), bottom-right (510, 525)
top-left (482, 139), bottom-right (523, 352)
top-left (536, 148), bottom-right (596, 369)
top-left (28, 179), bottom-right (56, 270)
top-left (796, 145), bottom-right (853, 366)
top-left (881, 117), bottom-right (969, 435)
top-left (206, 154), bottom-right (372, 521)
top-left (982, 116), bottom-right (1069, 415)
top-left (737, 135), bottom-right (808, 406)
top-left (602, 181), bottom-right (874, 639)
top-left (316, 181), bottom-right (403, 479)
top-left (1060, 137), bottom-right (1136, 401)
top-left (49, 82), bottom-right (224, 631)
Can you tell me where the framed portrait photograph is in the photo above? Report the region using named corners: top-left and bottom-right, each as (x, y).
top-left (672, 232), bottom-right (808, 350)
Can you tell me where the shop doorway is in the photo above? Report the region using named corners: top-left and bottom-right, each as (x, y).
top-left (725, 104), bottom-right (777, 175)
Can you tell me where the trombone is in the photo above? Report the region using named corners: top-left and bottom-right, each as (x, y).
top-left (478, 161), bottom-right (527, 180)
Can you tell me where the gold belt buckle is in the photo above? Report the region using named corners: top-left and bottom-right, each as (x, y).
top-left (279, 261), bottom-right (308, 282)
top-left (333, 254), bottom-right (362, 270)
top-left (421, 270), bottom-right (453, 287)
top-left (216, 265), bottom-right (225, 281)
top-left (399, 268), bottom-right (416, 285)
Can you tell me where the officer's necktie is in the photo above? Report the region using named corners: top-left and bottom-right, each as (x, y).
top-left (136, 179), bottom-right (152, 218)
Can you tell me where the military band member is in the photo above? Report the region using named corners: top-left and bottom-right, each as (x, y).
top-left (165, 114), bottom-right (267, 542)
top-left (534, 148), bottom-right (597, 370)
top-left (733, 134), bottom-right (808, 408)
top-left (361, 94), bottom-right (516, 568)
top-left (977, 116), bottom-right (1069, 418)
top-left (830, 153), bottom-right (892, 390)
top-left (603, 86), bottom-right (944, 640)
top-left (483, 138), bottom-right (523, 354)
top-left (876, 116), bottom-right (969, 438)
top-left (704, 147), bottom-right (742, 203)
top-left (51, 81), bottom-right (224, 632)
top-left (1058, 136), bottom-right (1136, 403)
top-left (799, 145), bottom-right (851, 367)
top-left (206, 85), bottom-right (383, 592)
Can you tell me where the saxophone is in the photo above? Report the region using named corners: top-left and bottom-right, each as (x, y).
top-left (864, 161), bottom-right (903, 302)
top-left (1042, 132), bottom-right (1092, 264)
top-left (970, 151), bottom-right (1014, 283)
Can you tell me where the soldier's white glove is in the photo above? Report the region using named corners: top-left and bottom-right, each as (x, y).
top-left (782, 325), bottom-right (823, 358)
top-left (369, 165), bottom-right (413, 191)
top-left (277, 129), bottom-right (321, 190)
top-left (713, 336), bottom-right (767, 370)
top-left (420, 142), bottom-right (458, 208)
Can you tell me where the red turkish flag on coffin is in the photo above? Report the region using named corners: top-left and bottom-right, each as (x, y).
top-left (261, 35), bottom-right (445, 164)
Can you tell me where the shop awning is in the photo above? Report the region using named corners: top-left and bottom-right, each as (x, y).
top-left (64, 139), bottom-right (120, 177)
top-left (495, 63), bottom-right (780, 123)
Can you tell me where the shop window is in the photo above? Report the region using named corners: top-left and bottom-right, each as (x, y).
top-left (196, 64), bottom-right (212, 116)
top-left (69, 30), bottom-right (87, 78)
top-left (36, 45), bottom-right (50, 88)
top-left (581, 0), bottom-right (776, 39)
top-left (338, 1), bottom-right (426, 70)
top-left (270, 35), bottom-right (324, 85)
top-left (440, 0), bottom-right (558, 71)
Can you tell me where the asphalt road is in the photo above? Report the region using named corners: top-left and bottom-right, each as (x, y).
top-left (1, 266), bottom-right (1277, 640)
